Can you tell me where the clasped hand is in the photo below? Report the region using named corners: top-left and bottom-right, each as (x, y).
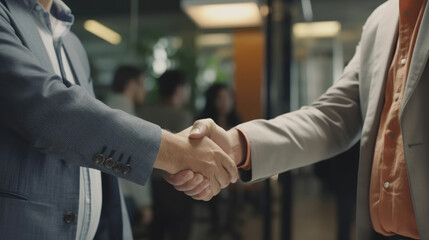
top-left (154, 119), bottom-right (246, 201)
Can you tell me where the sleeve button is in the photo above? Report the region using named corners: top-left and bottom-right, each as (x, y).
top-left (104, 158), bottom-right (115, 168)
top-left (93, 154), bottom-right (105, 164)
top-left (113, 162), bottom-right (123, 172)
top-left (121, 165), bottom-right (131, 175)
top-left (63, 212), bottom-right (75, 224)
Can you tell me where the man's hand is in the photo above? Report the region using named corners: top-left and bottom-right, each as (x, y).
top-left (163, 170), bottom-right (212, 200)
top-left (164, 119), bottom-right (247, 200)
top-left (153, 129), bottom-right (238, 201)
top-left (189, 119), bottom-right (247, 165)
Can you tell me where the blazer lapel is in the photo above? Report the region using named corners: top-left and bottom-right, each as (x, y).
top-left (401, 2), bottom-right (429, 116)
top-left (369, 3), bottom-right (399, 110)
top-left (360, 0), bottom-right (398, 138)
top-left (356, 3), bottom-right (399, 239)
top-left (5, 0), bottom-right (54, 72)
top-left (62, 34), bottom-right (91, 92)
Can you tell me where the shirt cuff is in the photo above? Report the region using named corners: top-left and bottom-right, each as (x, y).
top-left (235, 128), bottom-right (252, 171)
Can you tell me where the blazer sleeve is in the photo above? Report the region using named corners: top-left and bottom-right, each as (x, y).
top-left (236, 44), bottom-right (362, 182)
top-left (0, 5), bottom-right (160, 185)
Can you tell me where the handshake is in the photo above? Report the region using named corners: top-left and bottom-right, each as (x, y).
top-left (153, 119), bottom-right (247, 201)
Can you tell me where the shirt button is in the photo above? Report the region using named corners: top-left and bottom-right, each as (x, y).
top-left (86, 197), bottom-right (90, 204)
top-left (394, 93), bottom-right (400, 101)
top-left (401, 58), bottom-right (406, 65)
top-left (35, 5), bottom-right (42, 11)
top-left (384, 182), bottom-right (390, 188)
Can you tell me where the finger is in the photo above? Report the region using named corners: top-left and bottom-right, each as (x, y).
top-left (174, 174), bottom-right (204, 192)
top-left (214, 151), bottom-right (237, 186)
top-left (210, 177), bottom-right (222, 198)
top-left (221, 156), bottom-right (239, 183)
top-left (190, 119), bottom-right (232, 156)
top-left (185, 179), bottom-right (210, 196)
top-left (163, 170), bottom-right (194, 186)
top-left (202, 191), bottom-right (214, 201)
top-left (192, 187), bottom-right (213, 201)
top-left (214, 165), bottom-right (231, 190)
top-left (189, 119), bottom-right (215, 139)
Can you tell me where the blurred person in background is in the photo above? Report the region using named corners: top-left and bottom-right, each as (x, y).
top-left (198, 83), bottom-right (243, 240)
top-left (199, 83), bottom-right (242, 130)
top-left (105, 66), bottom-right (154, 236)
top-left (139, 69), bottom-right (193, 132)
top-left (138, 69), bottom-right (194, 240)
top-left (106, 66), bottom-right (146, 114)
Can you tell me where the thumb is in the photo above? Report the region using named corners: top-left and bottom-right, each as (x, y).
top-left (189, 119), bottom-right (214, 139)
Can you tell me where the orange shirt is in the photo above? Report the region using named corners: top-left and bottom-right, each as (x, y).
top-left (370, 0), bottom-right (426, 239)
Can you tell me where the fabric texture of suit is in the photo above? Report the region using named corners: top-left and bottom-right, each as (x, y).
top-left (237, 1), bottom-right (429, 239)
top-left (0, 0), bottom-right (161, 239)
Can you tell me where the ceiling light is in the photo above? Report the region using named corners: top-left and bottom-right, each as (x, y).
top-left (83, 20), bottom-right (122, 45)
top-left (196, 33), bottom-right (233, 47)
top-left (182, 0), bottom-right (261, 29)
top-left (293, 21), bottom-right (341, 38)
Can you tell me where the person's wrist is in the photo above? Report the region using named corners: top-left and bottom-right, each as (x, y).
top-left (227, 128), bottom-right (247, 166)
top-left (154, 130), bottom-right (183, 173)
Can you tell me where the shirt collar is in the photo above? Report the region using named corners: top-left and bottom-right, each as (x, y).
top-left (25, 0), bottom-right (74, 39)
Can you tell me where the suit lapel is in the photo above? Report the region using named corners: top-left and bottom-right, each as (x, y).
top-left (369, 2), bottom-right (399, 109)
top-left (356, 2), bottom-right (399, 239)
top-left (401, 2), bottom-right (429, 116)
top-left (62, 35), bottom-right (91, 91)
top-left (5, 0), bottom-right (92, 93)
top-left (360, 0), bottom-right (399, 179)
top-left (5, 0), bottom-right (54, 72)
top-left (360, 0), bottom-right (398, 140)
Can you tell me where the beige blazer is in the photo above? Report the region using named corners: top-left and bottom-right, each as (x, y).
top-left (237, 0), bottom-right (429, 239)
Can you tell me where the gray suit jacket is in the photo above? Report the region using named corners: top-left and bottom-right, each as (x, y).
top-left (237, 1), bottom-right (429, 239)
top-left (0, 0), bottom-right (161, 239)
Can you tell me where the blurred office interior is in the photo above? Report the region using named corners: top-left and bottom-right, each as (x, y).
top-left (67, 0), bottom-right (385, 239)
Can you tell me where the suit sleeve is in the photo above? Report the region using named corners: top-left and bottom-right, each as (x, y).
top-left (236, 44), bottom-right (362, 182)
top-left (0, 5), bottom-right (160, 185)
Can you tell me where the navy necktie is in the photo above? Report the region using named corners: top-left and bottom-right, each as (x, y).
top-left (94, 173), bottom-right (123, 240)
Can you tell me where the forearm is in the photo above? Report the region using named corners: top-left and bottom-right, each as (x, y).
top-left (236, 48), bottom-right (362, 182)
top-left (6, 82), bottom-right (162, 184)
top-left (226, 128), bottom-right (247, 166)
top-left (153, 130), bottom-right (183, 173)
top-left (0, 11), bottom-right (161, 185)
top-left (237, 101), bottom-right (361, 182)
